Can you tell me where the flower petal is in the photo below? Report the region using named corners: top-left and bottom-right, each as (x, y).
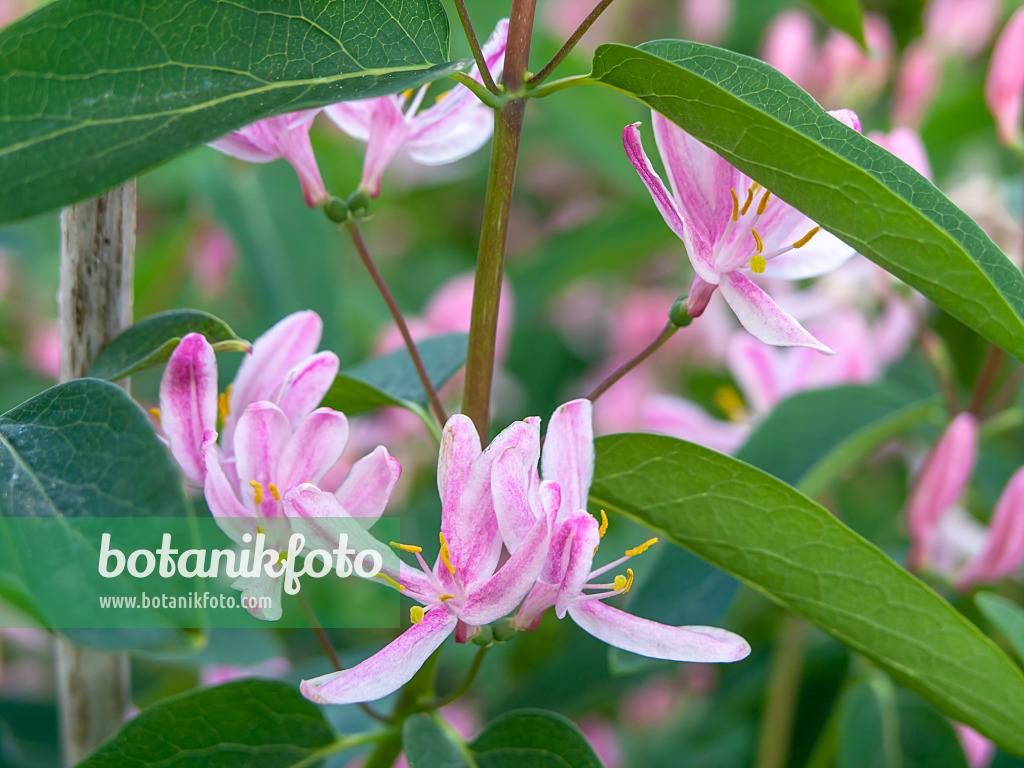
top-left (227, 311), bottom-right (323, 444)
top-left (277, 407), bottom-right (350, 490)
top-left (986, 6), bottom-right (1024, 147)
top-left (957, 464), bottom-right (1024, 588)
top-left (300, 607), bottom-right (457, 703)
top-left (334, 445), bottom-right (402, 524)
top-left (233, 402), bottom-right (292, 516)
top-left (622, 122), bottom-right (715, 282)
top-left (232, 572), bottom-right (284, 622)
top-left (541, 398), bottom-right (594, 520)
top-left (718, 271), bottom-right (834, 352)
top-left (642, 395), bottom-right (751, 455)
top-left (493, 446), bottom-right (542, 552)
top-left (359, 97), bottom-right (410, 198)
top-left (202, 430), bottom-right (257, 544)
top-left (554, 512), bottom-right (601, 618)
top-left (273, 351), bottom-right (340, 428)
top-left (159, 333), bottom-right (218, 484)
top-left (759, 228), bottom-right (856, 280)
top-left (567, 600), bottom-right (751, 662)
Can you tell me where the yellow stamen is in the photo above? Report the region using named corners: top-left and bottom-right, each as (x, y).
top-left (250, 480), bottom-right (263, 505)
top-left (376, 573), bottom-right (406, 592)
top-left (614, 574), bottom-right (627, 590)
top-left (751, 227), bottom-right (764, 254)
top-left (624, 568), bottom-right (634, 592)
top-left (715, 386), bottom-right (747, 421)
top-left (740, 187), bottom-right (754, 215)
top-left (439, 532), bottom-right (456, 575)
top-left (218, 384), bottom-right (232, 423)
top-left (756, 190), bottom-right (771, 215)
top-left (438, 594), bottom-right (455, 602)
top-left (750, 255), bottom-right (767, 274)
top-left (792, 226), bottom-right (820, 248)
top-left (730, 189), bottom-right (739, 222)
top-left (402, 88), bottom-right (414, 100)
top-left (598, 510), bottom-right (609, 539)
top-left (149, 408), bottom-right (161, 425)
top-left (435, 89), bottom-right (451, 102)
top-left (390, 541), bottom-right (423, 553)
top-left (256, 525), bottom-right (264, 535)
top-left (750, 181), bottom-right (762, 193)
top-left (268, 483), bottom-right (280, 502)
top-left (625, 537), bottom-right (658, 557)
top-left (277, 551), bottom-right (287, 565)
top-left (410, 605), bottom-right (425, 624)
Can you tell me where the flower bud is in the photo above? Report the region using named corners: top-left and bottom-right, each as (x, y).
top-left (322, 196), bottom-right (349, 223)
top-left (491, 617), bottom-right (516, 643)
top-left (668, 294), bottom-right (693, 328)
top-left (347, 190), bottom-right (371, 218)
top-left (470, 624), bottom-right (494, 647)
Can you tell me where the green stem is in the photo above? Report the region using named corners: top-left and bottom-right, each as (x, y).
top-left (452, 0), bottom-right (499, 94)
top-left (462, 0), bottom-right (536, 439)
top-left (361, 731), bottom-right (404, 768)
top-left (430, 710), bottom-right (480, 767)
top-left (527, 0), bottom-right (615, 86)
top-left (968, 345), bottom-right (1006, 415)
top-left (526, 74), bottom-right (591, 99)
top-left (754, 615), bottom-right (808, 768)
top-left (291, 731), bottom-right (391, 768)
top-left (345, 220), bottom-right (448, 427)
top-left (427, 646), bottom-right (489, 709)
top-left (449, 72), bottom-right (505, 108)
top-left (586, 322), bottom-right (677, 402)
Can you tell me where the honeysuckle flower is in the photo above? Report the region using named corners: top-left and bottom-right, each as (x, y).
top-left (954, 723), bottom-right (997, 768)
top-left (986, 6), bottom-right (1024, 148)
top-left (497, 399), bottom-right (751, 663)
top-left (893, 42), bottom-right (942, 128)
top-left (906, 413), bottom-right (1024, 589)
top-left (300, 414), bottom-right (554, 705)
top-left (679, 0), bottom-right (732, 44)
top-left (157, 311), bottom-right (337, 484)
top-left (326, 19), bottom-right (509, 198)
top-left (924, 0), bottom-right (1000, 58)
top-left (208, 110), bottom-right (329, 207)
top-left (202, 400), bottom-right (401, 620)
top-left (624, 111), bottom-right (863, 353)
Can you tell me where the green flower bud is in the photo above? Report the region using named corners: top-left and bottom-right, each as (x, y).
top-left (491, 617), bottom-right (516, 643)
top-left (668, 294), bottom-right (693, 328)
top-left (347, 190), bottom-right (371, 218)
top-left (471, 624), bottom-right (494, 647)
top-left (322, 196), bottom-right (349, 223)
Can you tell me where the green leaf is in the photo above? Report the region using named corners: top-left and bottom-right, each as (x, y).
top-left (587, 41), bottom-right (1024, 363)
top-left (471, 710), bottom-right (604, 768)
top-left (735, 384), bottom-right (939, 493)
top-left (75, 679), bottom-right (339, 768)
top-left (87, 309), bottom-right (249, 382)
top-left (589, 433), bottom-right (1024, 756)
top-left (322, 333), bottom-right (467, 415)
top-left (403, 714), bottom-right (472, 768)
top-left (0, 379), bottom-right (194, 651)
top-left (805, 0), bottom-right (866, 45)
top-left (0, 0), bottom-right (463, 223)
top-left (475, 752), bottom-right (570, 768)
top-left (977, 592), bottom-right (1024, 665)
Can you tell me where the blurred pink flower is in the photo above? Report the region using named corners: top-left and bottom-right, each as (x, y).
top-left (0, 0), bottom-right (27, 27)
top-left (906, 413), bottom-right (1024, 589)
top-left (0, 249), bottom-right (10, 300)
top-left (924, 0), bottom-right (1000, 58)
top-left (208, 111), bottom-right (329, 207)
top-left (327, 20), bottom-right (508, 198)
top-left (954, 723), bottom-right (997, 768)
top-left (986, 6), bottom-right (1024, 147)
top-left (188, 226), bottom-right (237, 297)
top-left (761, 11), bottom-right (816, 89)
top-left (893, 41), bottom-right (942, 128)
top-left (542, 0), bottom-right (614, 53)
top-left (201, 657), bottom-right (291, 686)
top-left (679, 0), bottom-right (732, 44)
top-left (25, 321), bottom-right (60, 380)
top-left (578, 718), bottom-right (623, 768)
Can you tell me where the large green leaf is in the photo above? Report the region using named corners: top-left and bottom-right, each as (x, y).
top-left (403, 714), bottom-right (472, 768)
top-left (587, 41), bottom-right (1024, 362)
top-left (589, 433), bottom-right (1024, 756)
top-left (0, 0), bottom-right (462, 223)
top-left (0, 379), bottom-right (194, 650)
top-left (87, 309), bottom-right (249, 382)
top-left (75, 680), bottom-right (341, 768)
top-left (977, 592), bottom-right (1024, 665)
top-left (471, 710), bottom-right (604, 768)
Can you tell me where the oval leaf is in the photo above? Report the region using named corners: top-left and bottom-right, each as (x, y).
top-left (87, 309), bottom-right (249, 381)
top-left (587, 41), bottom-right (1024, 363)
top-left (976, 592), bottom-right (1024, 665)
top-left (589, 433), bottom-right (1024, 756)
top-left (403, 714), bottom-right (472, 768)
top-left (0, 0), bottom-right (463, 223)
top-left (471, 710), bottom-right (604, 768)
top-left (806, 0), bottom-right (866, 46)
top-left (75, 679), bottom-right (338, 768)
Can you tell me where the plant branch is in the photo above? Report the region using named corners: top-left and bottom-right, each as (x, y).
top-left (296, 593), bottom-right (391, 723)
top-left (291, 731), bottom-right (391, 768)
top-left (453, 0), bottom-right (499, 94)
top-left (586, 321), bottom-right (677, 402)
top-left (754, 615), bottom-right (808, 768)
top-left (527, 0), bottom-right (614, 86)
top-left (462, 0), bottom-right (536, 439)
top-left (968, 345), bottom-right (1006, 415)
top-left (449, 72), bottom-right (504, 108)
top-left (427, 646), bottom-right (489, 709)
top-left (345, 220), bottom-right (448, 427)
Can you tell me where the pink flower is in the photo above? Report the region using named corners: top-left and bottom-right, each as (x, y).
top-left (25, 321), bottom-right (61, 380)
top-left (924, 0), bottom-right (1001, 58)
top-left (300, 414), bottom-right (554, 704)
top-left (201, 657), bottom-right (291, 686)
top-left (327, 19), bottom-right (509, 198)
top-left (188, 226), bottom-right (237, 297)
top-left (208, 111), bottom-right (328, 207)
top-left (893, 42), bottom-right (943, 128)
top-left (986, 6), bottom-right (1024, 147)
top-left (954, 723), bottom-right (997, 768)
top-left (761, 11), bottom-right (816, 89)
top-left (497, 400), bottom-right (751, 663)
top-left (906, 413), bottom-right (1024, 589)
top-left (679, 0), bottom-right (732, 44)
top-left (623, 112), bottom-right (862, 353)
top-left (157, 311), bottom-right (337, 484)
top-left (867, 128), bottom-right (934, 180)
